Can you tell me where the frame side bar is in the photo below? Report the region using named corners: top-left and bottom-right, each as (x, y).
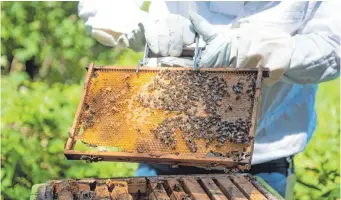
top-left (247, 67), bottom-right (264, 169)
top-left (64, 63), bottom-right (95, 151)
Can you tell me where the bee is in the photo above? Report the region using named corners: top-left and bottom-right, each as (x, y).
top-left (125, 82), bottom-right (131, 89)
top-left (109, 95), bottom-right (116, 103)
top-left (155, 182), bottom-right (163, 190)
top-left (246, 89), bottom-right (253, 94)
top-left (124, 73), bottom-right (131, 80)
top-left (231, 168), bottom-right (240, 173)
top-left (84, 103), bottom-right (90, 111)
top-left (173, 184), bottom-right (182, 192)
top-left (92, 72), bottom-right (98, 78)
top-left (225, 152), bottom-right (230, 158)
top-left (184, 137), bottom-right (197, 153)
top-left (112, 106), bottom-right (119, 113)
top-left (136, 147), bottom-right (143, 153)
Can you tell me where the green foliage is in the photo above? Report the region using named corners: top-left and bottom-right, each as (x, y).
top-left (1, 72), bottom-right (137, 199)
top-left (294, 78), bottom-right (340, 200)
top-left (1, 1), bottom-right (142, 84)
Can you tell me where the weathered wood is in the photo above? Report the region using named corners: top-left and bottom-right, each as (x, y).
top-left (126, 178), bottom-right (147, 194)
top-left (36, 184), bottom-right (54, 200)
top-left (215, 177), bottom-right (247, 200)
top-left (77, 190), bottom-right (96, 200)
top-left (107, 181), bottom-right (133, 200)
top-left (77, 182), bottom-right (90, 191)
top-left (232, 176), bottom-right (267, 200)
top-left (248, 67), bottom-right (265, 166)
top-left (93, 65), bottom-right (269, 73)
top-left (65, 63), bottom-right (95, 150)
top-left (33, 174), bottom-right (281, 200)
top-left (64, 150), bottom-right (241, 168)
top-left (181, 177), bottom-right (210, 200)
top-left (57, 190), bottom-right (73, 200)
top-left (94, 183), bottom-right (110, 199)
top-left (165, 179), bottom-right (191, 200)
top-left (248, 176), bottom-right (279, 200)
top-left (147, 181), bottom-right (170, 200)
top-left (200, 178), bottom-right (228, 200)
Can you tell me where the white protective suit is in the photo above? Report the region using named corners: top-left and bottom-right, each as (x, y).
top-left (78, 1), bottom-right (340, 165)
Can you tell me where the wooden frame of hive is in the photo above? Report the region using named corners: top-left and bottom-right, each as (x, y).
top-left (64, 63), bottom-right (268, 170)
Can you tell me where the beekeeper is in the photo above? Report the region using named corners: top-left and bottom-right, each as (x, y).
top-left (78, 1), bottom-right (340, 198)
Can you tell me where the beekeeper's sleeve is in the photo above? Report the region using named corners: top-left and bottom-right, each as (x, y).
top-left (78, 0), bottom-right (147, 47)
top-left (237, 1), bottom-right (340, 85)
top-left (282, 2), bottom-right (340, 84)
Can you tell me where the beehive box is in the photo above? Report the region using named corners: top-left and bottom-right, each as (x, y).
top-left (64, 63), bottom-right (268, 171)
top-left (31, 174), bottom-right (283, 200)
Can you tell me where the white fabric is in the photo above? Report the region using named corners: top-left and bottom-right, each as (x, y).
top-left (78, 0), bottom-right (147, 47)
top-left (78, 1), bottom-right (340, 165)
top-left (155, 10), bottom-right (295, 85)
top-left (235, 29), bottom-right (294, 85)
top-left (144, 14), bottom-right (195, 56)
top-left (165, 10), bottom-right (235, 68)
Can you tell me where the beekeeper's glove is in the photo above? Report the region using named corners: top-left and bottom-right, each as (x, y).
top-left (119, 14), bottom-right (196, 55)
top-left (156, 11), bottom-right (235, 68)
top-left (159, 11), bottom-right (294, 85)
top-left (142, 14), bottom-right (196, 57)
top-left (78, 1), bottom-right (195, 53)
top-left (83, 14), bottom-right (195, 54)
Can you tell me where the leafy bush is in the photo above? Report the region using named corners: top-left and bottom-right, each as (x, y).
top-left (294, 79), bottom-right (340, 200)
top-left (1, 72), bottom-right (137, 199)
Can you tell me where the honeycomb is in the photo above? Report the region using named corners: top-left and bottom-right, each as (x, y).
top-left (71, 66), bottom-right (260, 163)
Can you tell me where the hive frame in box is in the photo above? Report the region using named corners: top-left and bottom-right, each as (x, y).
top-left (64, 63), bottom-right (268, 170)
top-left (33, 174), bottom-right (282, 200)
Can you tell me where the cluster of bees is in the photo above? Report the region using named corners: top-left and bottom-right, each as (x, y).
top-left (232, 75), bottom-right (257, 101)
top-left (136, 70), bottom-right (229, 114)
top-left (82, 103), bottom-right (96, 129)
top-left (207, 148), bottom-right (251, 162)
top-left (153, 115), bottom-right (252, 152)
top-left (135, 70), bottom-right (254, 152)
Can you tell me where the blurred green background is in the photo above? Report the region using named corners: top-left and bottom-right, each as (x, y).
top-left (1, 2), bottom-right (339, 200)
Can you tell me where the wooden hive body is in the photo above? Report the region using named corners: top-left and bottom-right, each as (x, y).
top-left (33, 174), bottom-right (282, 200)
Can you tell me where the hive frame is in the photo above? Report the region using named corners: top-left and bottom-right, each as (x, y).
top-left (64, 63), bottom-right (268, 169)
top-left (36, 174), bottom-right (281, 200)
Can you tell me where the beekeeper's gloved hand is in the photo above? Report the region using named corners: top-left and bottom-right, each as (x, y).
top-left (118, 14), bottom-right (196, 54)
top-left (143, 14), bottom-right (196, 57)
top-left (79, 0), bottom-right (195, 53)
top-left (161, 11), bottom-right (294, 85)
top-left (158, 11), bottom-right (235, 68)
